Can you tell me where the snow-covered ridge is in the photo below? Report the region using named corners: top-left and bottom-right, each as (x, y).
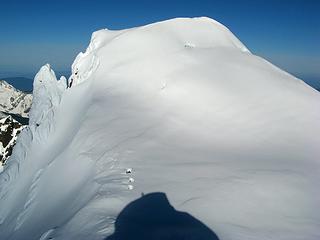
top-left (29, 64), bottom-right (67, 127)
top-left (69, 17), bottom-right (249, 87)
top-left (0, 17), bottom-right (319, 240)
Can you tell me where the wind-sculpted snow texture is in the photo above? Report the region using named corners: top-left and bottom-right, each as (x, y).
top-left (0, 17), bottom-right (319, 240)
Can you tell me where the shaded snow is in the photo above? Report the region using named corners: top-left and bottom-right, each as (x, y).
top-left (0, 17), bottom-right (319, 240)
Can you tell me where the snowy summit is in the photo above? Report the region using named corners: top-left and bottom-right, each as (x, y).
top-left (0, 17), bottom-right (319, 240)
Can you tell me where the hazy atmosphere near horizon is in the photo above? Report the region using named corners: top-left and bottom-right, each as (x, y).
top-left (0, 0), bottom-right (319, 90)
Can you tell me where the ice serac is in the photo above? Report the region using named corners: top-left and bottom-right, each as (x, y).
top-left (0, 17), bottom-right (319, 240)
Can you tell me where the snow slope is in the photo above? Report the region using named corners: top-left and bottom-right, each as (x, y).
top-left (0, 80), bottom-right (32, 118)
top-left (0, 17), bottom-right (319, 240)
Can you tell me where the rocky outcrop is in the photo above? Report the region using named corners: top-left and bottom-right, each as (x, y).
top-left (0, 116), bottom-right (24, 166)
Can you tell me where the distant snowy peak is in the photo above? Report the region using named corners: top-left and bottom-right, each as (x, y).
top-left (0, 115), bottom-right (24, 167)
top-left (0, 80), bottom-right (32, 118)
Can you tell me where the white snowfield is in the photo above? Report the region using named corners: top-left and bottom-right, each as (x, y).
top-left (0, 17), bottom-right (319, 240)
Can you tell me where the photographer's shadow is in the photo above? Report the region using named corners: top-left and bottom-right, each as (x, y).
top-left (105, 192), bottom-right (219, 240)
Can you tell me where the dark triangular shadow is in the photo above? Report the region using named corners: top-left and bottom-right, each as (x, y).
top-left (105, 192), bottom-right (220, 240)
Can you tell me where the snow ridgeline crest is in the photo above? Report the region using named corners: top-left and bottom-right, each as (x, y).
top-left (0, 64), bottom-right (66, 172)
top-left (29, 64), bottom-right (66, 127)
top-left (0, 63), bottom-right (70, 230)
top-left (68, 16), bottom-right (250, 87)
top-left (0, 16), bottom-right (252, 175)
top-left (69, 30), bottom-right (101, 87)
top-left (0, 23), bottom-right (105, 172)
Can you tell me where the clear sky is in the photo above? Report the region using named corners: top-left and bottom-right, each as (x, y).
top-left (0, 0), bottom-right (319, 86)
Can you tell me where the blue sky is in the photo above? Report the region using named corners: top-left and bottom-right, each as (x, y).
top-left (0, 0), bottom-right (319, 87)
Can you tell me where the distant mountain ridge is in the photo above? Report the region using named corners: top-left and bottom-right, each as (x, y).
top-left (0, 80), bottom-right (32, 168)
top-left (0, 80), bottom-right (32, 118)
top-left (0, 77), bottom-right (33, 92)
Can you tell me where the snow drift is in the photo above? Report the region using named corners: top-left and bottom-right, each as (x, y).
top-left (0, 17), bottom-right (319, 240)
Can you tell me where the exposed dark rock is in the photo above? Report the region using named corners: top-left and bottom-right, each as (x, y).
top-left (0, 115), bottom-right (25, 165)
